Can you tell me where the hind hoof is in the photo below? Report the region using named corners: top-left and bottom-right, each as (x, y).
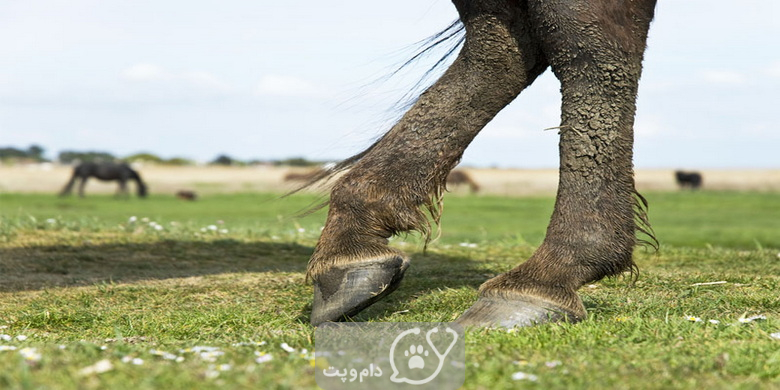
top-left (311, 255), bottom-right (410, 326)
top-left (456, 295), bottom-right (581, 329)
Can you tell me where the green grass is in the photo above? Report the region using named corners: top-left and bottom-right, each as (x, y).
top-left (1, 191), bottom-right (779, 389)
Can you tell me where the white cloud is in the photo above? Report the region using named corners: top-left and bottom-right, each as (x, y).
top-left (699, 69), bottom-right (747, 86)
top-left (254, 75), bottom-right (318, 97)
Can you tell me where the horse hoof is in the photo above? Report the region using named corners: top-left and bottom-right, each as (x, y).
top-left (311, 255), bottom-right (410, 326)
top-left (455, 295), bottom-right (581, 329)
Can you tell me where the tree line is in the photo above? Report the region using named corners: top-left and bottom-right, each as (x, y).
top-left (0, 145), bottom-right (324, 167)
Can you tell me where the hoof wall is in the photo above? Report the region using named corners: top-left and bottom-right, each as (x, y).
top-left (311, 255), bottom-right (409, 326)
top-left (456, 295), bottom-right (580, 329)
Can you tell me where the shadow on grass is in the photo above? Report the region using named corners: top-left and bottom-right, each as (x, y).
top-left (1, 239), bottom-right (490, 323)
top-left (0, 239), bottom-right (314, 292)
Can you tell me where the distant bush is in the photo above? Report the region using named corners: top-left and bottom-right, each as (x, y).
top-left (125, 152), bottom-right (164, 164)
top-left (0, 145), bottom-right (48, 163)
top-left (58, 150), bottom-right (115, 164)
top-left (273, 157), bottom-right (321, 167)
top-left (210, 154), bottom-right (236, 166)
top-left (164, 157), bottom-right (195, 166)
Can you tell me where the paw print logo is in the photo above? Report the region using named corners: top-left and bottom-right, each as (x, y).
top-left (389, 326), bottom-right (459, 385)
top-left (405, 344), bottom-right (429, 369)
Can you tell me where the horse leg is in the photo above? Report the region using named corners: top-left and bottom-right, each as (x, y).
top-left (59, 174), bottom-right (78, 197)
top-left (77, 177), bottom-right (88, 197)
top-left (309, 0), bottom-right (548, 325)
top-left (457, 0), bottom-right (657, 327)
top-left (117, 179), bottom-right (128, 197)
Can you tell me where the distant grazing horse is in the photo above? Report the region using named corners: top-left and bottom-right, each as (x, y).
top-left (446, 170), bottom-right (480, 193)
top-left (675, 171), bottom-right (703, 190)
top-left (176, 190), bottom-right (197, 201)
top-left (305, 0), bottom-right (658, 328)
top-left (60, 162), bottom-right (147, 198)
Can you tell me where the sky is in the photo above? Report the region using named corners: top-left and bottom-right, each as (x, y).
top-left (1, 0), bottom-right (778, 169)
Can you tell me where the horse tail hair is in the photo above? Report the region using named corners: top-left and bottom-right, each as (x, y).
top-left (286, 20), bottom-right (465, 218)
top-left (388, 19), bottom-right (465, 110)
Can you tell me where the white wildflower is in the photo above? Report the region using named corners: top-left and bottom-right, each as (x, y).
top-left (19, 347), bottom-right (42, 363)
top-left (233, 341), bottom-right (266, 347)
top-left (128, 216), bottom-right (137, 223)
top-left (770, 332), bottom-right (780, 340)
top-left (545, 360), bottom-right (562, 368)
top-left (207, 225), bottom-right (218, 231)
top-left (0, 346), bottom-right (17, 351)
top-left (255, 352), bottom-right (272, 363)
top-left (79, 359), bottom-right (114, 375)
top-left (511, 371), bottom-right (539, 381)
top-left (297, 228), bottom-right (306, 233)
top-left (687, 316), bottom-right (703, 323)
top-left (121, 356), bottom-right (144, 365)
top-left (219, 229), bottom-right (228, 234)
top-left (185, 346), bottom-right (220, 353)
top-left (150, 349), bottom-right (181, 361)
top-left (0, 334), bottom-right (11, 341)
top-left (737, 315), bottom-right (765, 324)
top-left (15, 335), bottom-right (27, 341)
top-left (709, 320), bottom-right (720, 325)
top-left (200, 351), bottom-right (224, 362)
top-left (46, 218), bottom-right (57, 224)
top-left (182, 346), bottom-right (223, 362)
top-left (280, 342), bottom-right (295, 353)
top-left (458, 242), bottom-right (478, 248)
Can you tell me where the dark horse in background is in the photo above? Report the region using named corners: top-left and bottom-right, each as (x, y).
top-left (60, 161), bottom-right (148, 198)
top-left (306, 0), bottom-right (658, 328)
top-left (675, 170), bottom-right (703, 190)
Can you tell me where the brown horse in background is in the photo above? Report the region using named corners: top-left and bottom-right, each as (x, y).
top-left (446, 170), bottom-right (480, 193)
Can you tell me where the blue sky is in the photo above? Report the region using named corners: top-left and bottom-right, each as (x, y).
top-left (1, 1), bottom-right (778, 168)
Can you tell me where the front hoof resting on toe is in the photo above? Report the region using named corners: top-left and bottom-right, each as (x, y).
top-left (456, 296), bottom-right (582, 329)
top-left (311, 255), bottom-right (410, 326)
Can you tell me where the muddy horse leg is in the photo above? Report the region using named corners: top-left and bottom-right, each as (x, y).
top-left (308, 1), bottom-right (548, 325)
top-left (457, 0), bottom-right (657, 327)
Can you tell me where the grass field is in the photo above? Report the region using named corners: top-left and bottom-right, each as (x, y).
top-left (1, 190), bottom-right (779, 389)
